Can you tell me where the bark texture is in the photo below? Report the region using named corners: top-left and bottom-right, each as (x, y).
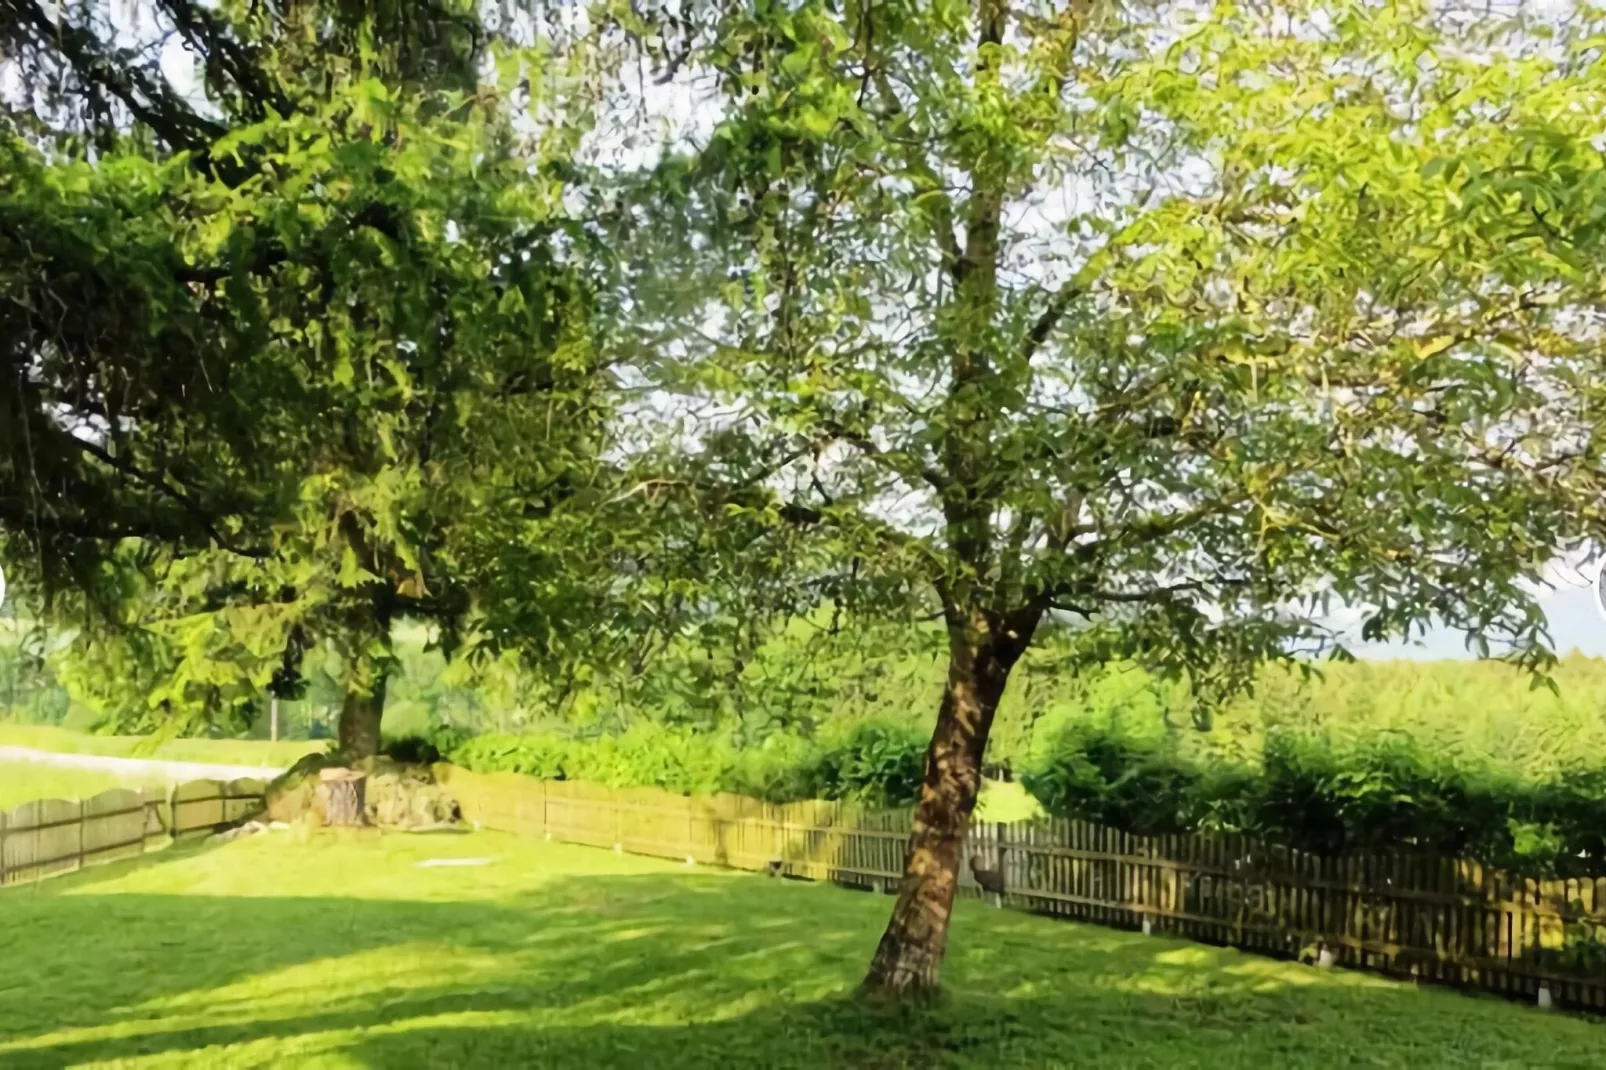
top-left (862, 611), bottom-right (1030, 995)
top-left (337, 659), bottom-right (388, 760)
top-left (319, 771), bottom-right (369, 826)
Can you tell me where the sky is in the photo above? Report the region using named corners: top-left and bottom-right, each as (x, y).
top-left (34, 1), bottom-right (1604, 666)
top-left (1346, 562), bottom-right (1606, 660)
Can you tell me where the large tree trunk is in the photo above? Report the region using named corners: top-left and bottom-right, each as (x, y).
top-left (863, 613), bottom-right (1025, 996)
top-left (337, 656), bottom-right (388, 761)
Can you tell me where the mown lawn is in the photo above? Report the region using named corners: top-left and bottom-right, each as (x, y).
top-left (0, 832), bottom-right (1595, 1069)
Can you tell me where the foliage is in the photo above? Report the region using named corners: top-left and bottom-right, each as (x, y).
top-left (432, 719), bottom-right (928, 807)
top-left (616, 0), bottom-right (1606, 713)
top-left (0, 616), bottom-right (68, 725)
top-left (802, 722), bottom-right (928, 809)
top-left (0, 1), bottom-right (633, 754)
top-left (305, 625), bottom-right (1606, 785)
top-left (1020, 722), bottom-right (1606, 878)
top-left (607, 0), bottom-right (1606, 985)
top-left (2, 832), bottom-right (1601, 1066)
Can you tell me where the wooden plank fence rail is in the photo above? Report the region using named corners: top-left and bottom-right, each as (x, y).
top-left (435, 765), bottom-right (1606, 1012)
top-left (0, 778), bottom-right (267, 887)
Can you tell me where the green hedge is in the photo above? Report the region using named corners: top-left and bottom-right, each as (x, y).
top-left (1020, 726), bottom-right (1606, 877)
top-left (393, 717), bottom-right (1606, 878)
top-left (391, 720), bottom-right (929, 808)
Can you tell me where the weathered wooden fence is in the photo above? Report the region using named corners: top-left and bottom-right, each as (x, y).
top-left (435, 765), bottom-right (1606, 1012)
top-left (0, 778), bottom-right (267, 885)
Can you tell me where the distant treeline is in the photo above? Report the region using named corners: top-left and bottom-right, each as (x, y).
top-left (9, 617), bottom-right (1606, 785)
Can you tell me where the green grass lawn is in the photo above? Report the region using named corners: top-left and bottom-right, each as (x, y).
top-left (0, 761), bottom-right (163, 810)
top-left (0, 833), bottom-right (1595, 1069)
top-left (0, 724), bottom-right (322, 768)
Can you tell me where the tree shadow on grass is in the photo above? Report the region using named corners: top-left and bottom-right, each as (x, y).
top-left (1, 860), bottom-right (1596, 1069)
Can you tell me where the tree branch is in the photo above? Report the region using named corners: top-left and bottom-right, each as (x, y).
top-left (4, 0), bottom-right (227, 152)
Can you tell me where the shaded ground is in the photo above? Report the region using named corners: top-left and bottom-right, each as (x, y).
top-left (0, 831), bottom-right (1595, 1069)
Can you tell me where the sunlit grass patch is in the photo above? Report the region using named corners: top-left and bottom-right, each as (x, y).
top-left (0, 830), bottom-right (1596, 1068)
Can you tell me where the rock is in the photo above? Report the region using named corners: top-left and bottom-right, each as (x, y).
top-left (265, 754), bottom-right (461, 832)
top-left (212, 820), bottom-right (268, 843)
top-left (264, 752), bottom-right (327, 824)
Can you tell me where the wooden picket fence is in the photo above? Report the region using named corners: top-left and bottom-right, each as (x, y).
top-left (435, 765), bottom-right (1606, 1012)
top-left (0, 778), bottom-right (267, 885)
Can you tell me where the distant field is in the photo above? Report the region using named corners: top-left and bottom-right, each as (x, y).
top-left (0, 725), bottom-right (321, 769)
top-left (0, 762), bottom-right (159, 811)
top-left (986, 653), bottom-right (1606, 781)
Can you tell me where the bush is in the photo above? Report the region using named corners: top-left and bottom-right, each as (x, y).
top-left (723, 733), bottom-right (826, 803)
top-left (446, 731), bottom-right (569, 779)
top-left (436, 719), bottom-right (927, 807)
top-left (1020, 727), bottom-right (1204, 834)
top-left (1020, 724), bottom-right (1606, 877)
top-left (1255, 734), bottom-right (1514, 858)
top-left (381, 734), bottom-right (447, 765)
top-left (808, 721), bottom-right (927, 808)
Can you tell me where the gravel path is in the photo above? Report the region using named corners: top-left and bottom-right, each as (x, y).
top-left (0, 745), bottom-right (286, 783)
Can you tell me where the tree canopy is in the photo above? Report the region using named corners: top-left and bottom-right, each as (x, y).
top-left (0, 0), bottom-right (621, 752)
top-left (607, 0), bottom-right (1606, 991)
top-left (5, 0), bottom-right (1606, 998)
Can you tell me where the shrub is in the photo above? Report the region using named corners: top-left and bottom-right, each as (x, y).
top-left (380, 734), bottom-right (447, 765)
top-left (1519, 769), bottom-right (1606, 873)
top-left (561, 723), bottom-right (736, 796)
top-left (723, 733), bottom-right (827, 803)
top-left (435, 719), bottom-right (927, 807)
top-left (447, 731), bottom-right (570, 779)
top-left (1020, 725), bottom-right (1229, 835)
top-left (810, 721), bottom-right (927, 807)
top-left (1020, 724), bottom-right (1606, 877)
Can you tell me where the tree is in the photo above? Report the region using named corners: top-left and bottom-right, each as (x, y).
top-left (618, 0), bottom-right (1601, 994)
top-left (0, 1), bottom-right (616, 754)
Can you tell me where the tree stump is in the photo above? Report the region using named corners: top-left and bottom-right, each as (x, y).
top-left (318, 768), bottom-right (369, 826)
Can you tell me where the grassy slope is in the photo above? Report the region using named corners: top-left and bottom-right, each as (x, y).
top-left (0, 763), bottom-right (161, 810)
top-left (0, 832), bottom-right (1595, 1069)
top-left (0, 724), bottom-right (321, 768)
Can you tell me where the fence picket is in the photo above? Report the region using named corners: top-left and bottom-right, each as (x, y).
top-left (0, 778), bottom-right (263, 888)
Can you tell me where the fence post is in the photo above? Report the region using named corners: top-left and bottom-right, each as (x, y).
top-left (167, 782), bottom-right (178, 843)
top-left (613, 789), bottom-right (623, 854)
top-left (76, 797), bottom-right (85, 872)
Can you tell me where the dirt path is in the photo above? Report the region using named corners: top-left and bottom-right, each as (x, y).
top-left (0, 745), bottom-right (286, 783)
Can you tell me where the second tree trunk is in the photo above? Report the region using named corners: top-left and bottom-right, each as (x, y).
top-left (863, 619), bottom-right (1017, 995)
top-left (337, 660), bottom-right (388, 760)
